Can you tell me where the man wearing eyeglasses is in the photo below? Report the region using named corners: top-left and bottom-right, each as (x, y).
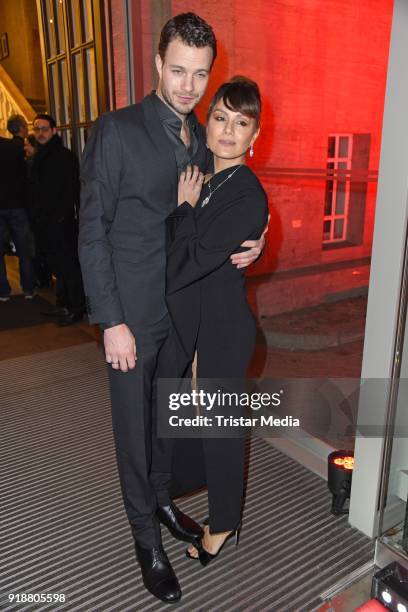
top-left (29, 114), bottom-right (84, 325)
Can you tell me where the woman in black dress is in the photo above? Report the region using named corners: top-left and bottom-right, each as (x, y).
top-left (165, 77), bottom-right (268, 565)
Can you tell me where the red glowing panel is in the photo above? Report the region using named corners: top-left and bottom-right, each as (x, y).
top-left (356, 599), bottom-right (387, 611)
top-left (333, 456), bottom-right (354, 470)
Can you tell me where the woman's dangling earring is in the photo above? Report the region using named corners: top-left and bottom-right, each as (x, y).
top-left (249, 144), bottom-right (254, 158)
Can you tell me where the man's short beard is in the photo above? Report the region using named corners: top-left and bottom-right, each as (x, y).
top-left (160, 86), bottom-right (193, 117)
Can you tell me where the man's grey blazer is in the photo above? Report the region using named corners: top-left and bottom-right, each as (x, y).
top-left (78, 93), bottom-right (209, 328)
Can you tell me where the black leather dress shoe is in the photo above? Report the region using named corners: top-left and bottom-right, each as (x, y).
top-left (41, 306), bottom-right (69, 317)
top-left (134, 542), bottom-right (181, 603)
top-left (157, 502), bottom-right (204, 543)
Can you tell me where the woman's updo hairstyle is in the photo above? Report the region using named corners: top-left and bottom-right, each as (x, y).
top-left (207, 76), bottom-right (261, 126)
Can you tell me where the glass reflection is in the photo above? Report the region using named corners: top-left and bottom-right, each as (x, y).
top-left (44, 0), bottom-right (56, 58)
top-left (49, 62), bottom-right (60, 123)
top-left (58, 59), bottom-right (70, 123)
top-left (53, 0), bottom-right (65, 54)
top-left (83, 1), bottom-right (94, 41)
top-left (73, 52), bottom-right (86, 122)
top-left (85, 48), bottom-right (98, 120)
top-left (379, 340), bottom-right (408, 557)
top-left (68, 0), bottom-right (81, 48)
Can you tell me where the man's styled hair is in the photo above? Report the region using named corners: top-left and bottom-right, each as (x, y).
top-left (159, 12), bottom-right (217, 64)
top-left (207, 76), bottom-right (261, 126)
top-left (33, 113), bottom-right (57, 129)
top-left (7, 114), bottom-right (27, 136)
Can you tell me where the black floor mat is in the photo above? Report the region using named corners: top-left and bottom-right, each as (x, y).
top-left (0, 294), bottom-right (53, 331)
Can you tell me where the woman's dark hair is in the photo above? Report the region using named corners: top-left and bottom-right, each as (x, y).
top-left (207, 76), bottom-right (261, 126)
top-left (33, 113), bottom-right (57, 129)
top-left (159, 12), bottom-right (217, 65)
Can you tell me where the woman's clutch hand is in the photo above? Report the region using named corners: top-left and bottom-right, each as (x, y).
top-left (178, 165), bottom-right (204, 207)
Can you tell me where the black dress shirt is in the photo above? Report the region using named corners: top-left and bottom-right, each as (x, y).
top-left (151, 92), bottom-right (199, 178)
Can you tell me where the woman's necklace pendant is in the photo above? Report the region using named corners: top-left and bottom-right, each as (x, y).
top-left (200, 165), bottom-right (242, 208)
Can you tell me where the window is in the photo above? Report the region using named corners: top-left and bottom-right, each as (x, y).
top-left (36, 0), bottom-right (108, 154)
top-left (323, 133), bottom-right (371, 248)
top-left (323, 134), bottom-right (352, 244)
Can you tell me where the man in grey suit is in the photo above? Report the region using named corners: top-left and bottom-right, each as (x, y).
top-left (79, 13), bottom-right (264, 603)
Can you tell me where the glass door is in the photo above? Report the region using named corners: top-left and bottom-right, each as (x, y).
top-left (376, 224), bottom-right (408, 565)
top-left (36, 0), bottom-right (108, 153)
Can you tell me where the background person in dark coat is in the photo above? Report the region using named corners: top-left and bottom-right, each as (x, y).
top-left (0, 126), bottom-right (35, 301)
top-left (25, 133), bottom-right (52, 289)
top-left (7, 114), bottom-right (28, 150)
top-left (29, 113), bottom-right (84, 325)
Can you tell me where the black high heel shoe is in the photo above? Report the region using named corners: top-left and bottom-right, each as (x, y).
top-left (185, 524), bottom-right (240, 567)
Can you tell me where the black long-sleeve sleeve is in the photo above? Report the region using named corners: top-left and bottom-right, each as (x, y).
top-left (78, 113), bottom-right (125, 324)
top-left (166, 183), bottom-right (268, 295)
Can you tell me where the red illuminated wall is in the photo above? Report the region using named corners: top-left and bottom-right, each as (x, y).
top-left (109, 0), bottom-right (128, 109)
top-left (108, 0), bottom-right (394, 314)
